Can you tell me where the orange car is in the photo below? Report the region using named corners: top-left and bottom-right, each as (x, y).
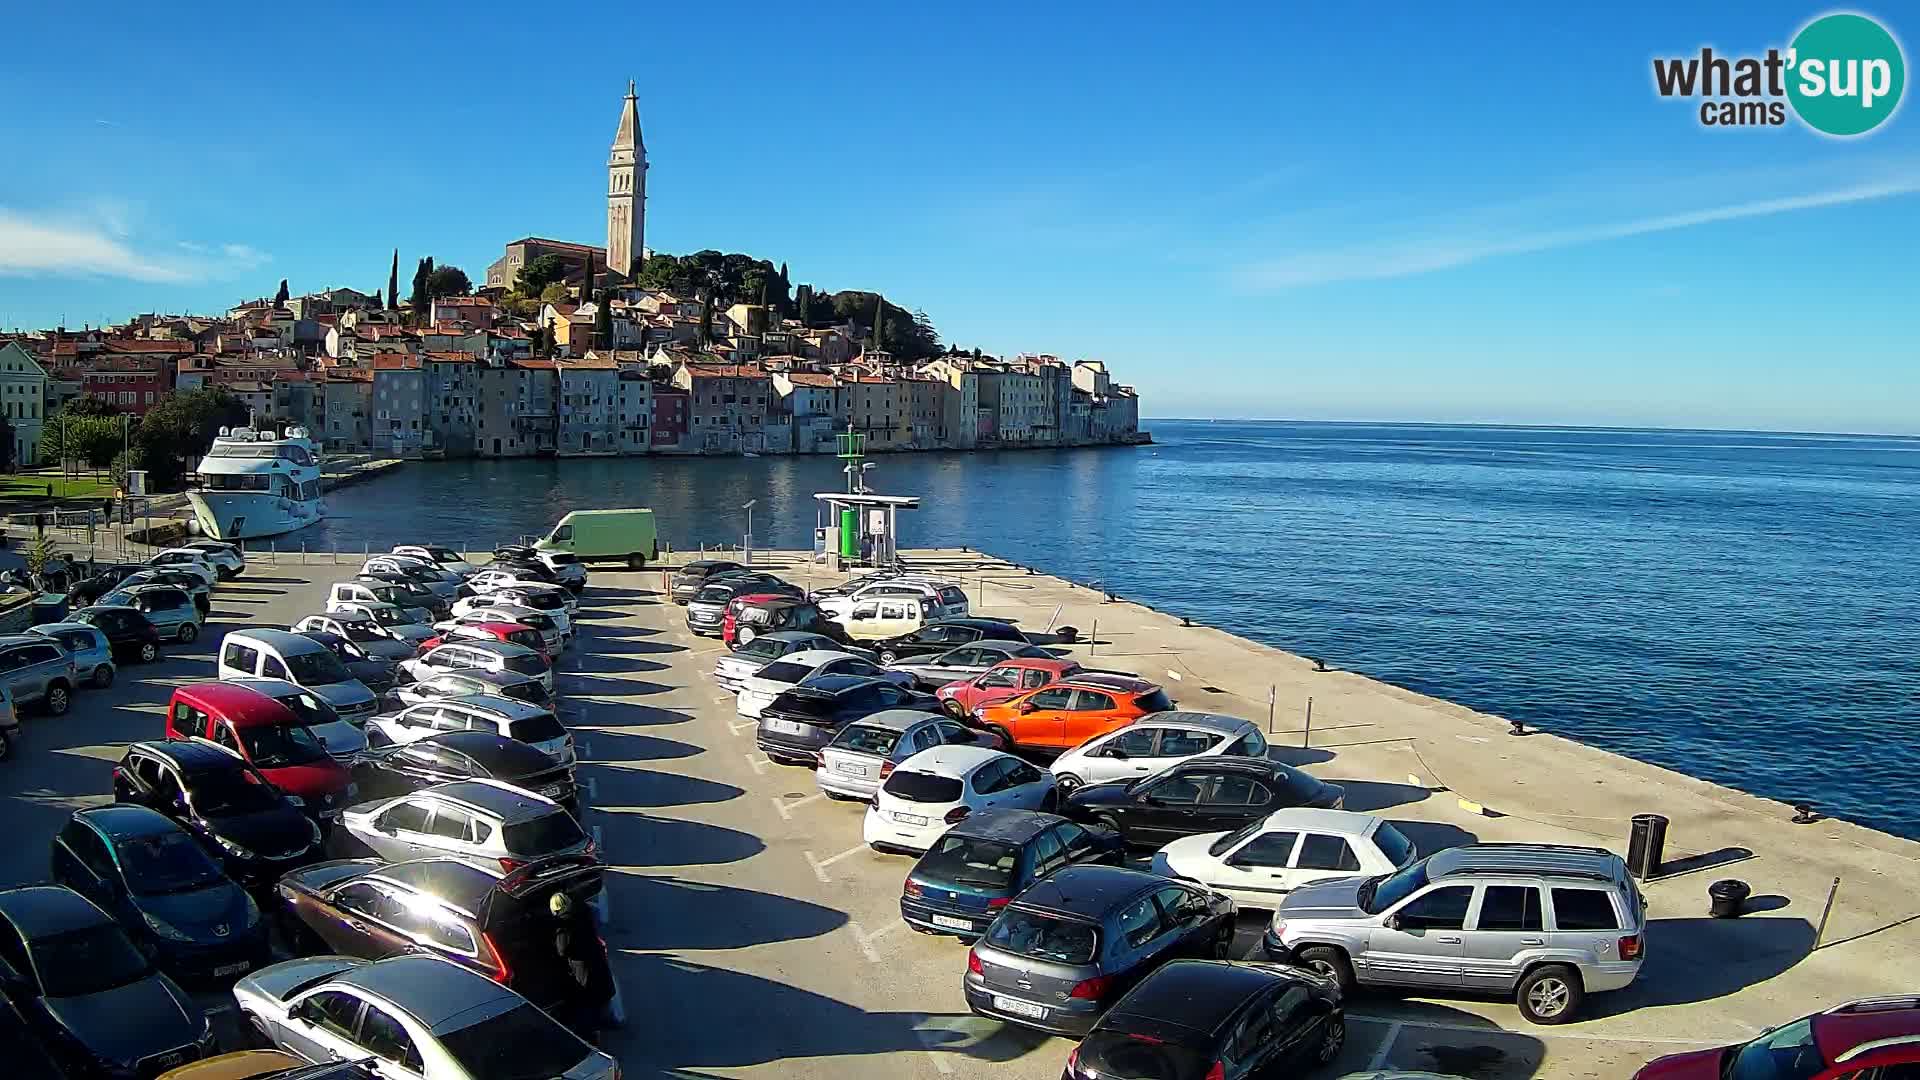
top-left (972, 672), bottom-right (1173, 751)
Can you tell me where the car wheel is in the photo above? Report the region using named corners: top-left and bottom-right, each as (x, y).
top-left (942, 699), bottom-right (968, 720)
top-left (1517, 964), bottom-right (1584, 1024)
top-left (0, 730), bottom-right (12, 762)
top-left (178, 622), bottom-right (199, 643)
top-left (45, 683), bottom-right (71, 717)
top-left (93, 664), bottom-right (114, 688)
top-left (1296, 946), bottom-right (1356, 994)
top-left (879, 650), bottom-right (897, 665)
top-left (1315, 1014), bottom-right (1347, 1063)
top-left (627, 553), bottom-right (645, 569)
top-left (988, 725), bottom-right (1016, 750)
top-left (737, 626), bottom-right (757, 645)
top-left (1054, 773), bottom-right (1083, 795)
top-left (138, 642), bottom-right (158, 663)
top-left (1039, 788), bottom-right (1059, 812)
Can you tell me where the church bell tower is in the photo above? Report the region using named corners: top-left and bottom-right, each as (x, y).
top-left (607, 80), bottom-right (647, 280)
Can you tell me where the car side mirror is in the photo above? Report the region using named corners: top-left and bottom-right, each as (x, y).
top-left (376, 821), bottom-right (397, 835)
top-left (1106, 747), bottom-right (1129, 760)
top-left (1019, 701), bottom-right (1037, 713)
top-left (1382, 913), bottom-right (1401, 931)
top-left (851, 611), bottom-right (869, 620)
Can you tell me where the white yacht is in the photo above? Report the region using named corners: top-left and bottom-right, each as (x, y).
top-left (186, 426), bottom-right (325, 540)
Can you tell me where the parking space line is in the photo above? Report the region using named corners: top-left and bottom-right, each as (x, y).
top-left (1346, 1013), bottom-right (1737, 1046)
top-left (712, 693), bottom-right (734, 704)
top-left (578, 737), bottom-right (593, 758)
top-left (728, 718), bottom-right (758, 736)
top-left (774, 792), bottom-right (825, 819)
top-left (582, 777), bottom-right (597, 801)
top-left (744, 752), bottom-right (772, 775)
top-left (1365, 1021), bottom-right (1401, 1069)
top-left (805, 844), bottom-right (868, 883)
top-left (847, 919), bottom-right (903, 963)
top-left (910, 1022), bottom-right (957, 1076)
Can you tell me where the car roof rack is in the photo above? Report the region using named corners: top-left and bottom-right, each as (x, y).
top-left (1835, 1035), bottom-right (1920, 1064)
top-left (1829, 996), bottom-right (1920, 1014)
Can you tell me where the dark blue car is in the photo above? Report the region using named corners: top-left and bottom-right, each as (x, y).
top-left (49, 805), bottom-right (268, 984)
top-left (901, 809), bottom-right (1124, 940)
top-left (0, 885), bottom-right (213, 1078)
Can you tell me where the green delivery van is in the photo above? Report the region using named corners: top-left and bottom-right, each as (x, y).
top-left (535, 508), bottom-right (660, 568)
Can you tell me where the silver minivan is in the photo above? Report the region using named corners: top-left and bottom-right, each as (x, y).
top-left (1263, 843), bottom-right (1647, 1024)
top-left (0, 635), bottom-right (79, 716)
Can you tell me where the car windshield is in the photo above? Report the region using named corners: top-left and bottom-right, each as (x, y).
top-left (503, 811), bottom-right (587, 855)
top-left (1726, 1019), bottom-right (1826, 1080)
top-left (116, 832), bottom-right (225, 895)
top-left (336, 622), bottom-right (381, 643)
top-left (190, 769), bottom-right (286, 815)
top-left (273, 693), bottom-right (341, 729)
top-left (1134, 688), bottom-right (1174, 712)
top-left (504, 655), bottom-right (547, 677)
top-left (509, 714), bottom-right (565, 742)
top-left (511, 592), bottom-right (562, 611)
top-left (363, 608), bottom-right (408, 626)
top-left (1362, 859), bottom-right (1430, 914)
top-left (284, 650), bottom-right (353, 685)
top-left (917, 835), bottom-right (1018, 889)
top-left (831, 724), bottom-right (901, 755)
top-left (1208, 819), bottom-right (1267, 857)
top-left (757, 660), bottom-right (813, 684)
top-left (883, 771), bottom-right (964, 803)
top-left (1372, 823), bottom-right (1416, 866)
top-left (501, 681), bottom-right (549, 706)
top-left (1273, 764), bottom-right (1329, 802)
top-left (100, 590), bottom-right (135, 607)
top-left (438, 1002), bottom-right (586, 1077)
top-left (30, 926), bottom-right (152, 997)
top-left (731, 637), bottom-right (785, 661)
top-left (241, 723), bottom-right (330, 767)
top-left (985, 910), bottom-right (1098, 965)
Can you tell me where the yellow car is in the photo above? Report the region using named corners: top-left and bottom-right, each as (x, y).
top-left (158, 1050), bottom-right (305, 1080)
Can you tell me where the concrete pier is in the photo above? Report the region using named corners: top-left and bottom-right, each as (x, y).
top-left (2, 546), bottom-right (1916, 1078)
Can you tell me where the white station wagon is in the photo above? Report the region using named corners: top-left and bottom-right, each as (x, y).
top-left (1151, 807), bottom-right (1419, 910)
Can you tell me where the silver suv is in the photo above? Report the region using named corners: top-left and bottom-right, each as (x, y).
top-left (1262, 843), bottom-right (1646, 1024)
top-left (0, 634), bottom-right (79, 716)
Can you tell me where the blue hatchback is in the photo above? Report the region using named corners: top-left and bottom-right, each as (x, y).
top-left (29, 623), bottom-right (116, 690)
top-left (901, 809), bottom-right (1124, 940)
top-left (48, 806), bottom-right (267, 983)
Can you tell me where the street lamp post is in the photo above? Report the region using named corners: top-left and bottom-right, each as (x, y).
top-left (741, 499), bottom-right (756, 565)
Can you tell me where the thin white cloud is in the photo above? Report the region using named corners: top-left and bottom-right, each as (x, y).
top-left (1235, 177), bottom-right (1920, 290)
top-left (0, 207), bottom-right (267, 283)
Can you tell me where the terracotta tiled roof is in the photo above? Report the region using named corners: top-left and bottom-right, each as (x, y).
top-left (511, 358), bottom-right (557, 371)
top-left (682, 363), bottom-right (769, 380)
top-left (782, 372), bottom-right (838, 388)
top-left (422, 352), bottom-right (480, 363)
top-left (371, 354), bottom-right (420, 371)
top-left (564, 354), bottom-right (620, 370)
top-left (102, 339), bottom-right (194, 354)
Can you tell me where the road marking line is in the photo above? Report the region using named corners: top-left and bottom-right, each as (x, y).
top-left (1365, 1021), bottom-right (1402, 1069)
top-left (1347, 1013), bottom-right (1736, 1046)
top-left (847, 919), bottom-right (902, 963)
top-left (774, 792), bottom-right (825, 820)
top-left (745, 752), bottom-right (772, 775)
top-left (805, 845), bottom-right (867, 883)
top-left (582, 777), bottom-right (597, 801)
top-left (911, 1022), bottom-right (957, 1075)
top-left (578, 738), bottom-right (592, 758)
top-left (712, 693), bottom-right (734, 704)
top-left (728, 718), bottom-right (758, 735)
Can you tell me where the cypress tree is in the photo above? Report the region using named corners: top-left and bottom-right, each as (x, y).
top-left (594, 294), bottom-right (612, 350)
top-left (872, 294), bottom-right (885, 353)
top-left (388, 249), bottom-right (399, 311)
top-left (273, 279), bottom-right (289, 306)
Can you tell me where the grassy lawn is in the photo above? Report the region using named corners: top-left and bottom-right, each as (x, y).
top-left (0, 472), bottom-right (117, 500)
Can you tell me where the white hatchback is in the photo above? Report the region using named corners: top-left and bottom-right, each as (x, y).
top-left (735, 649), bottom-right (913, 719)
top-left (862, 745), bottom-right (1057, 854)
top-left (1150, 807), bottom-right (1419, 910)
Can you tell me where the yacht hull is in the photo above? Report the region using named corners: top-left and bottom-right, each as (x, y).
top-left (187, 492), bottom-right (324, 540)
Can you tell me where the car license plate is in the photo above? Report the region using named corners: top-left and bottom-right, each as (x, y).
top-left (541, 783), bottom-right (567, 797)
top-left (931, 915), bottom-right (972, 931)
top-left (768, 719), bottom-right (805, 735)
top-left (894, 812), bottom-right (928, 825)
top-left (993, 996), bottom-right (1048, 1020)
top-left (213, 961), bottom-right (250, 977)
top-left (836, 762), bottom-right (869, 776)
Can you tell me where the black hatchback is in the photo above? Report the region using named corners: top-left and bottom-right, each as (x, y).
top-left (111, 741), bottom-right (322, 890)
top-left (902, 810), bottom-right (1124, 940)
top-left (69, 604), bottom-right (163, 664)
top-left (352, 730), bottom-right (580, 817)
top-left (756, 674), bottom-right (939, 765)
top-left (872, 618), bottom-right (1029, 666)
top-left (1064, 756), bottom-right (1346, 848)
top-left (1065, 960), bottom-right (1346, 1080)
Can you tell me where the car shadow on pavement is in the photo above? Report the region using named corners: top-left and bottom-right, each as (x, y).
top-left (575, 731), bottom-right (702, 761)
top-left (564, 674), bottom-right (676, 697)
top-left (1266, 745), bottom-right (1335, 767)
top-left (1596, 915), bottom-right (1815, 1016)
top-left (1389, 820), bottom-right (1480, 855)
top-left (1329, 779), bottom-right (1433, 812)
top-left (587, 765), bottom-right (741, 809)
top-left (573, 654), bottom-right (672, 675)
top-left (614, 953), bottom-right (1048, 1073)
top-left (596, 808), bottom-right (764, 866)
top-left (586, 635), bottom-right (687, 655)
top-left (607, 875), bottom-right (845, 951)
top-left (584, 702), bottom-right (695, 728)
top-left (1338, 1001), bottom-right (1549, 1078)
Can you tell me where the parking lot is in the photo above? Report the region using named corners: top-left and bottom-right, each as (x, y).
top-left (6, 548), bottom-right (1920, 1078)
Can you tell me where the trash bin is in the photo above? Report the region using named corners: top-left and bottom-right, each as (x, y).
top-left (1627, 813), bottom-right (1669, 879)
top-left (1709, 878), bottom-right (1751, 918)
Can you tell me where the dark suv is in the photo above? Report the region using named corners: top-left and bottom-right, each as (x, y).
top-left (756, 674), bottom-right (939, 766)
top-left (111, 741), bottom-right (323, 889)
top-left (70, 604), bottom-right (164, 664)
top-left (670, 560), bottom-right (743, 604)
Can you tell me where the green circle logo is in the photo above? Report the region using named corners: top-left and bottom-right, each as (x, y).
top-left (1787, 13), bottom-right (1906, 136)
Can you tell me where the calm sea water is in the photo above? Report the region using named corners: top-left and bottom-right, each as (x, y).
top-left (309, 421), bottom-right (1920, 838)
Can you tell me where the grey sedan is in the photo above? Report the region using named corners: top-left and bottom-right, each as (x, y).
top-left (888, 641), bottom-right (1056, 689)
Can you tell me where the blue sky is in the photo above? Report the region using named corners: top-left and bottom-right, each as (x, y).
top-left (1, 3), bottom-right (1916, 432)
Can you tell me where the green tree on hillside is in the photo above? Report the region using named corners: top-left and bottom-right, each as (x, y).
top-left (516, 255), bottom-right (572, 297)
top-left (388, 249), bottom-right (400, 311)
top-left (61, 396), bottom-right (120, 418)
top-left (410, 257), bottom-right (435, 314)
top-left (593, 296), bottom-right (612, 350)
top-left (274, 280), bottom-right (290, 307)
top-left (38, 412), bottom-right (125, 469)
top-left (425, 265), bottom-right (471, 299)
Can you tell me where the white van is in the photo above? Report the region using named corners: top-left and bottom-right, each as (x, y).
top-left (835, 594), bottom-right (938, 641)
top-left (217, 628), bottom-right (378, 720)
top-left (326, 581), bottom-right (434, 625)
top-left (817, 579), bottom-right (967, 622)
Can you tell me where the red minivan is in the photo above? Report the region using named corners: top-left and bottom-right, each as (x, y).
top-left (164, 682), bottom-right (353, 816)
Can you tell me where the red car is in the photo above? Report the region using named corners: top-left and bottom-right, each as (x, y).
top-left (934, 656), bottom-right (1082, 720)
top-left (1635, 996), bottom-right (1920, 1078)
top-left (163, 681), bottom-right (353, 814)
top-left (420, 620), bottom-right (548, 658)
